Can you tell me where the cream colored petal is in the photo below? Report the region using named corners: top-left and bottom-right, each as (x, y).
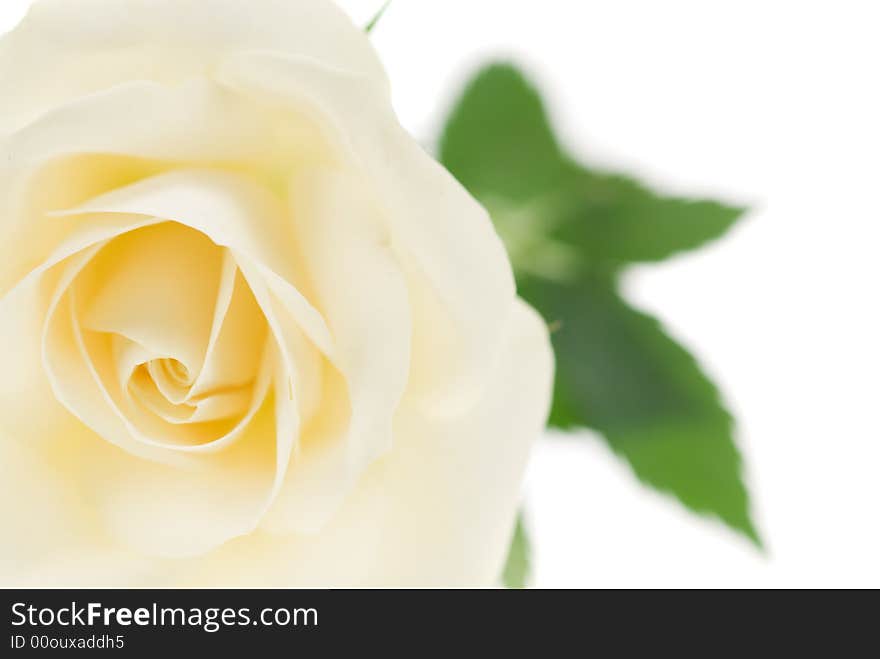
top-left (145, 359), bottom-right (192, 406)
top-left (2, 301), bottom-right (552, 586)
top-left (189, 254), bottom-right (267, 399)
top-left (255, 168), bottom-right (411, 534)
top-left (81, 394), bottom-right (279, 559)
top-left (44, 287), bottom-right (279, 556)
top-left (0, 274), bottom-right (77, 442)
top-left (253, 264), bottom-right (337, 362)
top-left (31, 245), bottom-right (275, 555)
top-left (0, 80), bottom-right (330, 298)
top-left (53, 170), bottom-right (339, 346)
top-left (127, 365), bottom-right (252, 426)
top-left (96, 305), bottom-right (255, 426)
top-left (53, 167), bottom-right (332, 453)
top-left (57, 170), bottom-right (298, 281)
top-left (287, 167), bottom-right (411, 468)
top-left (217, 52), bottom-right (516, 415)
top-left (43, 276), bottom-right (184, 465)
top-left (36, 226), bottom-right (270, 460)
top-left (259, 365), bottom-right (371, 535)
top-left (219, 300), bottom-right (551, 586)
top-left (53, 299), bottom-right (272, 456)
top-left (0, 0), bottom-right (387, 135)
top-left (224, 257), bottom-right (340, 536)
top-left (238, 257), bottom-right (357, 534)
top-left (79, 222), bottom-right (224, 374)
top-left (235, 256), bottom-right (324, 426)
top-left (0, 427), bottom-right (104, 583)
top-left (0, 210), bottom-right (160, 299)
top-left (55, 278), bottom-right (295, 556)
top-left (267, 353), bottom-right (300, 507)
top-left (0, 431), bottom-right (221, 585)
top-left (0, 212), bottom-right (160, 443)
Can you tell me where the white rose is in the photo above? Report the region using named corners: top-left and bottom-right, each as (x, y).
top-left (0, 0), bottom-right (553, 587)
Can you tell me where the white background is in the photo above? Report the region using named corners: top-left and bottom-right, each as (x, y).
top-left (2, 1), bottom-right (878, 588)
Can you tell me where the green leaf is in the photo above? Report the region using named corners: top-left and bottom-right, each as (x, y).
top-left (502, 513), bottom-right (531, 589)
top-left (364, 1), bottom-right (391, 34)
top-left (439, 61), bottom-right (759, 545)
top-left (439, 63), bottom-right (744, 270)
top-left (440, 64), bottom-right (571, 204)
top-left (520, 275), bottom-right (759, 544)
top-left (552, 171), bottom-right (746, 265)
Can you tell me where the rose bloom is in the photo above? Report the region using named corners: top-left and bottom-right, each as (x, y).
top-left (0, 0), bottom-right (553, 587)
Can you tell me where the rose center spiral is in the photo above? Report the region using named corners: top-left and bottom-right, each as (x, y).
top-left (46, 221), bottom-right (271, 451)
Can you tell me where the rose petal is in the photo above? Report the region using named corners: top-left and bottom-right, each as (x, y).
top-left (0, 274), bottom-right (78, 443)
top-left (82, 394), bottom-right (279, 559)
top-left (189, 253), bottom-right (267, 399)
top-left (56, 170), bottom-right (301, 285)
top-left (57, 168), bottom-right (335, 418)
top-left (217, 52), bottom-right (517, 415)
top-left (79, 222), bottom-right (224, 376)
top-left (43, 280), bottom-right (281, 557)
top-left (0, 0), bottom-right (387, 135)
top-left (220, 300), bottom-right (552, 586)
top-left (2, 299), bottom-right (551, 585)
top-left (0, 211), bottom-right (165, 444)
top-left (250, 167), bottom-right (411, 534)
top-left (0, 80), bottom-right (330, 299)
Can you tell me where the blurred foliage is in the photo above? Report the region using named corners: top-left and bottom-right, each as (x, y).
top-left (440, 64), bottom-right (760, 584)
top-left (364, 1), bottom-right (391, 34)
top-left (502, 514), bottom-right (531, 589)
